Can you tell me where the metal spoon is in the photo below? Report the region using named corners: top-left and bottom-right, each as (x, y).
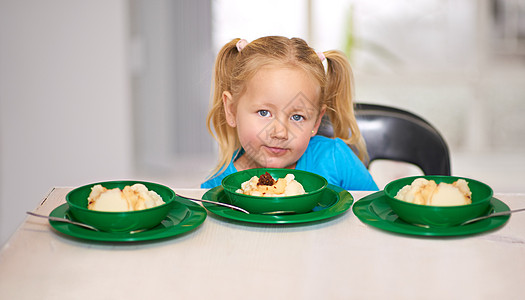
top-left (26, 211), bottom-right (148, 234)
top-left (175, 193), bottom-right (250, 214)
top-left (26, 211), bottom-right (100, 231)
top-left (461, 207), bottom-right (525, 225)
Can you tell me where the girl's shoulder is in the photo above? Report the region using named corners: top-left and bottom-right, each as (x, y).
top-left (201, 161), bottom-right (237, 189)
top-left (301, 135), bottom-right (361, 167)
top-left (300, 135), bottom-right (378, 191)
top-left (306, 135), bottom-right (355, 156)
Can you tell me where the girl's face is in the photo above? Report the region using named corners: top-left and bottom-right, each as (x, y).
top-left (223, 66), bottom-right (325, 170)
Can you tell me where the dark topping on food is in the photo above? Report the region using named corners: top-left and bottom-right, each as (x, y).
top-left (257, 172), bottom-right (276, 186)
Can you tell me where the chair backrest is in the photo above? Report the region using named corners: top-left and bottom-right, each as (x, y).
top-left (317, 103), bottom-right (451, 176)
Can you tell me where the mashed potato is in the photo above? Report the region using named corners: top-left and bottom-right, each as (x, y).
top-left (236, 172), bottom-right (306, 197)
top-left (87, 183), bottom-right (165, 212)
top-left (395, 178), bottom-right (472, 206)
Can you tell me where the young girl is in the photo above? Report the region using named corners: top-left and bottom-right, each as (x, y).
top-left (201, 36), bottom-right (377, 191)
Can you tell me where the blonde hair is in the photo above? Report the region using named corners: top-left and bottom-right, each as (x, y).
top-left (206, 36), bottom-right (368, 177)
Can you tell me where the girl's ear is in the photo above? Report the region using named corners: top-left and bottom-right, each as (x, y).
top-left (222, 91), bottom-right (236, 127)
top-left (311, 105), bottom-right (327, 136)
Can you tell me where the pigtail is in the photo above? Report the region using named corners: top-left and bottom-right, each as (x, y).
top-left (206, 39), bottom-right (243, 177)
top-left (324, 50), bottom-right (369, 163)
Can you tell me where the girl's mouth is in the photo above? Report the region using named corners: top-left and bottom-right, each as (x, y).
top-left (264, 146), bottom-right (288, 155)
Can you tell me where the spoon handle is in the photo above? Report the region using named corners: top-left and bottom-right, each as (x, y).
top-left (462, 207), bottom-right (525, 225)
top-left (175, 193), bottom-right (249, 214)
top-left (26, 211), bottom-right (100, 231)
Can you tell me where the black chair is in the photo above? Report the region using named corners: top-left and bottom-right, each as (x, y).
top-left (317, 103), bottom-right (451, 175)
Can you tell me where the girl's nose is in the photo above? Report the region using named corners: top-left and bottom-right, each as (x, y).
top-left (269, 119), bottom-right (288, 140)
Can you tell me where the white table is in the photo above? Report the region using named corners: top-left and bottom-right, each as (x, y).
top-left (1, 188), bottom-right (524, 299)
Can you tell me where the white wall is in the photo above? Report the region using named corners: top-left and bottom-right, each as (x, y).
top-left (0, 0), bottom-right (132, 246)
top-left (130, 0), bottom-right (214, 172)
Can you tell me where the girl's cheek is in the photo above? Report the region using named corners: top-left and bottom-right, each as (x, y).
top-left (290, 122), bottom-right (308, 133)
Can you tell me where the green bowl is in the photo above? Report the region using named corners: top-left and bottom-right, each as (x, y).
top-left (384, 176), bottom-right (493, 227)
top-left (66, 180), bottom-right (176, 232)
top-left (221, 168), bottom-right (328, 214)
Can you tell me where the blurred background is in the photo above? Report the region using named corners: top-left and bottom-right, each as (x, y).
top-left (1, 0), bottom-right (524, 246)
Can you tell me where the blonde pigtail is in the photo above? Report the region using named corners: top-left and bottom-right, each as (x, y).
top-left (324, 50), bottom-right (369, 163)
top-left (206, 39), bottom-right (243, 177)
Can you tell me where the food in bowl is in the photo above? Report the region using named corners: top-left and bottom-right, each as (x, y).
top-left (87, 183), bottom-right (165, 212)
top-left (384, 176), bottom-right (493, 227)
top-left (395, 178), bottom-right (472, 206)
top-left (221, 168), bottom-right (327, 214)
top-left (236, 172), bottom-right (306, 197)
top-left (66, 181), bottom-right (176, 232)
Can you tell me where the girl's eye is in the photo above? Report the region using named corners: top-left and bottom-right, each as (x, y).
top-left (258, 110), bottom-right (271, 117)
top-left (291, 114), bottom-right (304, 122)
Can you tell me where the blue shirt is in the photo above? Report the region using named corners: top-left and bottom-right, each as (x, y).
top-left (201, 135), bottom-right (378, 191)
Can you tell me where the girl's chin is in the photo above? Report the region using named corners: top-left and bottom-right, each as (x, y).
top-left (234, 152), bottom-right (297, 170)
top-left (263, 160), bottom-right (296, 169)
